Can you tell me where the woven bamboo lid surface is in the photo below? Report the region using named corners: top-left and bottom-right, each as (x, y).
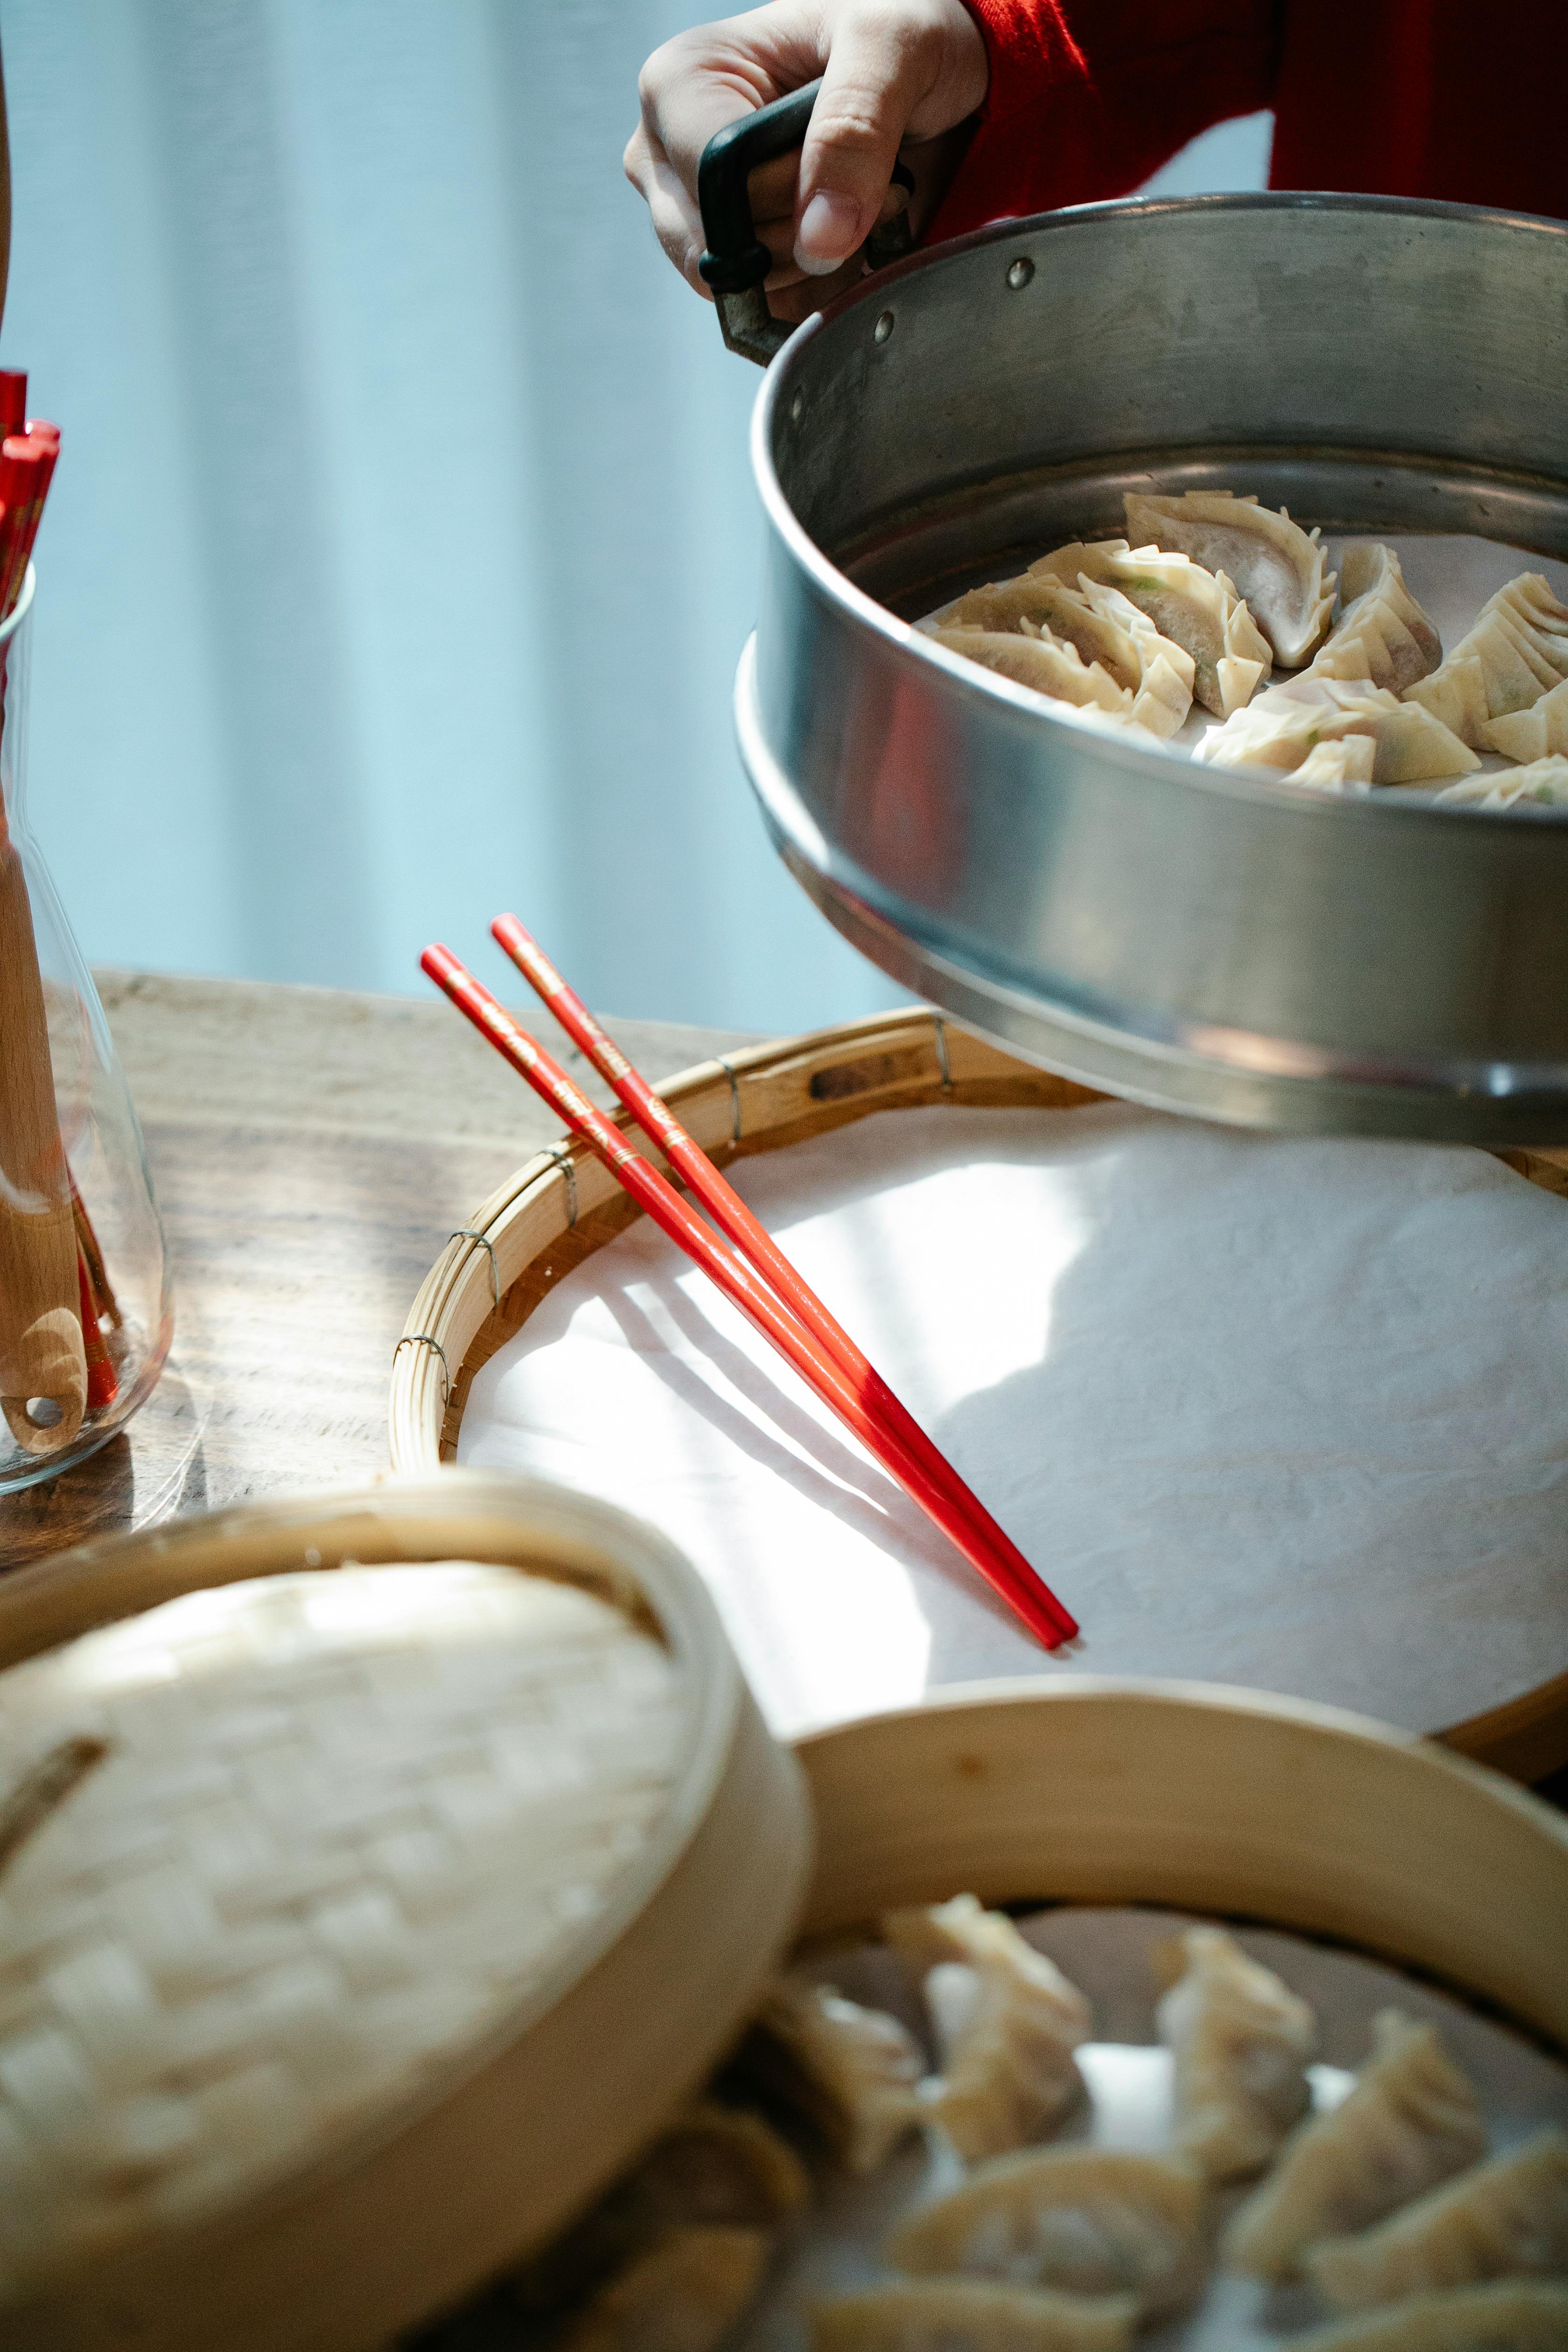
top-left (0, 1473), bottom-right (812, 2352)
top-left (391, 1008), bottom-right (1568, 1781)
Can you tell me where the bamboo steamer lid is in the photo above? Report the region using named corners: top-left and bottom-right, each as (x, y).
top-left (0, 1472), bottom-right (812, 2352)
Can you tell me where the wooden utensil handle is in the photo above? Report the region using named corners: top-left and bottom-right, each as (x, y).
top-left (0, 806), bottom-right (85, 1453)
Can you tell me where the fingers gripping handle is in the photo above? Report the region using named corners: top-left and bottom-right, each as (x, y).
top-left (697, 79), bottom-right (915, 365)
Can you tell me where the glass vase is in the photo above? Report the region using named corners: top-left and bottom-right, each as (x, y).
top-left (0, 566), bottom-right (171, 1491)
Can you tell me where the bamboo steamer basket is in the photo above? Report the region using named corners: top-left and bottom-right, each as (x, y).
top-left (390, 1006), bottom-right (1568, 1780)
top-left (2, 1479), bottom-right (1567, 2346)
top-left (0, 1472), bottom-right (812, 2352)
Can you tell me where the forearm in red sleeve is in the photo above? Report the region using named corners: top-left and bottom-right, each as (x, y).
top-left (929, 1), bottom-right (1279, 241)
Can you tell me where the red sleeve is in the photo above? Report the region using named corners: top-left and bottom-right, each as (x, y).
top-left (928, 1), bottom-right (1278, 241)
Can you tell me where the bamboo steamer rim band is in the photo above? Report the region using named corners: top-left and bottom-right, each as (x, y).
top-left (789, 1676), bottom-right (1568, 2058)
top-left (391, 1006), bottom-right (1568, 1784)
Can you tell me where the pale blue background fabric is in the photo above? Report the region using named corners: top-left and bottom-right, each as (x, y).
top-left (0, 1), bottom-right (1268, 1028)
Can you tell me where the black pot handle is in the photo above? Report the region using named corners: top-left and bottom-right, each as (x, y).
top-left (698, 78), bottom-right (915, 364)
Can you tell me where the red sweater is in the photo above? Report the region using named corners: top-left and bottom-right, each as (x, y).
top-left (930, 2), bottom-right (1567, 239)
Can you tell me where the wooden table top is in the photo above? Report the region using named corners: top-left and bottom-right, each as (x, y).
top-left (0, 972), bottom-right (757, 1570)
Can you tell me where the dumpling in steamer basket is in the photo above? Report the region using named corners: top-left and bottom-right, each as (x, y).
top-left (885, 2146), bottom-right (1210, 2322)
top-left (1224, 2010), bottom-right (1487, 2282)
top-left (1033, 537), bottom-right (1270, 714)
top-left (557, 2223), bottom-right (769, 2352)
top-left (510, 2100), bottom-right (809, 2313)
top-left (884, 1893), bottom-right (1091, 2160)
top-left (1196, 676), bottom-right (1477, 785)
top-left (928, 574), bottom-right (1194, 736)
top-left (1290, 2280), bottom-right (1568, 2349)
top-left (1123, 489), bottom-right (1337, 667)
top-left (1304, 2128), bottom-right (1568, 2311)
top-left (1155, 1926), bottom-right (1316, 2181)
top-left (809, 2278), bottom-right (1138, 2352)
top-left (1309, 542), bottom-right (1443, 697)
top-left (1405, 572), bottom-right (1568, 748)
top-left (742, 1973), bottom-right (924, 2173)
top-left (929, 626), bottom-right (1133, 719)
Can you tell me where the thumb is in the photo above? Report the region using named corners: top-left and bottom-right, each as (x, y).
top-left (793, 10), bottom-right (945, 276)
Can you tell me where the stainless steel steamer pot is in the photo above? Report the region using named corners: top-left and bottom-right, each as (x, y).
top-left (721, 189), bottom-right (1568, 1141)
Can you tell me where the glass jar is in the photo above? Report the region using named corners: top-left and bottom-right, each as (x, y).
top-left (0, 566), bottom-right (170, 1490)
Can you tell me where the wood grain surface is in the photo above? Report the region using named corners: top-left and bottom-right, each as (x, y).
top-left (0, 972), bottom-right (756, 1570)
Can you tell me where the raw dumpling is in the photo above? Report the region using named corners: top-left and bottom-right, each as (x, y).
top-left (1309, 543), bottom-right (1442, 697)
top-left (1434, 757), bottom-right (1568, 808)
top-left (928, 575), bottom-right (1193, 737)
top-left (1305, 2129), bottom-right (1568, 2311)
top-left (1404, 573), bottom-right (1568, 749)
top-left (1077, 581), bottom-right (1196, 735)
top-left (809, 2279), bottom-right (1138, 2352)
top-left (558, 2223), bottom-right (769, 2352)
top-left (1034, 537), bottom-right (1270, 714)
top-left (1196, 676), bottom-right (1478, 784)
top-left (1290, 738), bottom-right (1377, 792)
top-left (511, 2101), bottom-right (807, 2311)
top-left (1123, 490), bottom-right (1336, 666)
top-left (1224, 2011), bottom-right (1486, 2282)
top-left (930, 626), bottom-right (1133, 719)
top-left (744, 1974), bottom-right (924, 2173)
top-left (883, 1894), bottom-right (1091, 2159)
top-left (1483, 674), bottom-right (1568, 762)
top-left (1292, 2280), bottom-right (1568, 2349)
top-left (885, 2147), bottom-right (1209, 2321)
top-left (1155, 1927), bottom-right (1316, 2181)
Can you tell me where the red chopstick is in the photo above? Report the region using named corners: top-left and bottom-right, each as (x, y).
top-left (422, 945), bottom-right (1075, 1647)
top-left (490, 912), bottom-right (1077, 1643)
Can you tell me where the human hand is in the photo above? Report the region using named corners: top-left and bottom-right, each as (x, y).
top-left (625, 1), bottom-right (988, 322)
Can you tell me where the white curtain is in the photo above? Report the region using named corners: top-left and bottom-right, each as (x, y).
top-left (0, 0), bottom-right (1267, 1030)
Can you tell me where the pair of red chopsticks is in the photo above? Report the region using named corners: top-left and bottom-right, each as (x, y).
top-left (421, 922), bottom-right (1078, 1649)
top-left (0, 372), bottom-right (57, 621)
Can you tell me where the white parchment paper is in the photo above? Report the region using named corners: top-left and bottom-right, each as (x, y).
top-left (459, 1103), bottom-right (1568, 1741)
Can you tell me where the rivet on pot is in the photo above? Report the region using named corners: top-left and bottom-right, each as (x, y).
top-left (873, 310), bottom-right (895, 344)
top-left (1006, 257), bottom-right (1035, 291)
top-left (790, 390), bottom-right (805, 422)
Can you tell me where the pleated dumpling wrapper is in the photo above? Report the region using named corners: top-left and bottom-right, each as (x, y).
top-left (1196, 676), bottom-right (1478, 785)
top-left (1303, 2128), bottom-right (1568, 2312)
top-left (1155, 1926), bottom-right (1316, 2182)
top-left (1290, 2280), bottom-right (1568, 2349)
top-left (928, 573), bottom-right (1194, 737)
top-left (509, 2100), bottom-right (808, 2315)
top-left (556, 2223), bottom-right (770, 2352)
top-left (1434, 756), bottom-right (1568, 809)
top-left (1123, 490), bottom-right (1337, 667)
top-left (742, 1973), bottom-right (925, 2174)
top-left (0, 1564), bottom-right (688, 2312)
top-left (1224, 2010), bottom-right (1487, 2283)
top-left (883, 1894), bottom-right (1091, 2161)
top-left (809, 2279), bottom-right (1138, 2352)
top-left (929, 626), bottom-right (1134, 721)
top-left (1032, 537), bottom-right (1270, 714)
top-left (886, 2146), bottom-right (1210, 2322)
top-left (1291, 738), bottom-right (1377, 793)
top-left (1308, 543), bottom-right (1443, 698)
top-left (1482, 673), bottom-right (1568, 763)
top-left (1404, 572), bottom-right (1568, 749)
